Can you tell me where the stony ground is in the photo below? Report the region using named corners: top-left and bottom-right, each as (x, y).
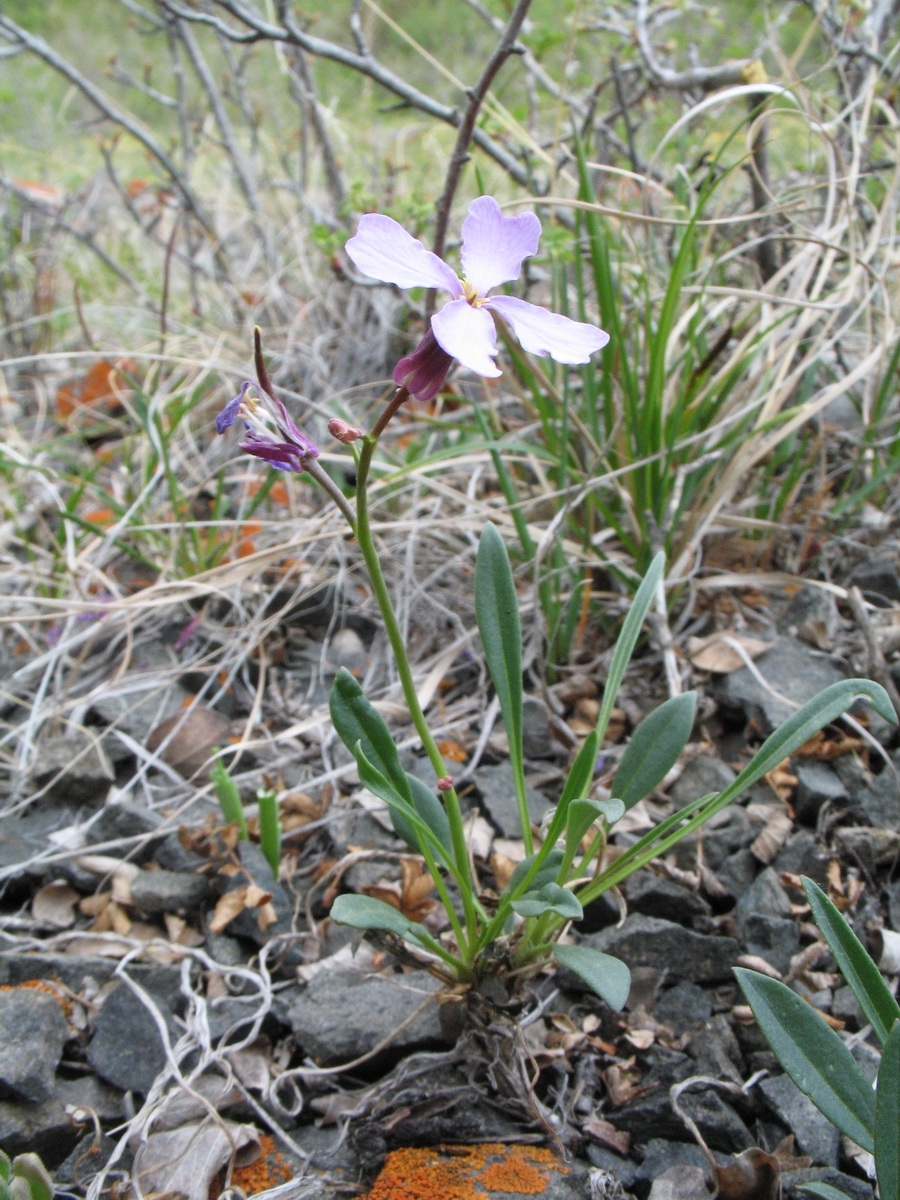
top-left (1, 556), bottom-right (899, 1200)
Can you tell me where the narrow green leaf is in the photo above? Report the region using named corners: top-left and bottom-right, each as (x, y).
top-left (718, 680), bottom-right (894, 809)
top-left (211, 753), bottom-right (248, 840)
top-left (735, 968), bottom-right (876, 1151)
top-left (329, 669), bottom-right (411, 804)
top-left (330, 893), bottom-right (427, 945)
top-left (564, 799), bottom-right (606, 863)
top-left (553, 944), bottom-right (631, 1011)
top-left (352, 746), bottom-right (433, 852)
top-left (0, 1154), bottom-right (10, 1184)
top-left (803, 877), bottom-right (900, 1047)
top-left (875, 1019), bottom-right (900, 1200)
top-left (256, 788), bottom-right (281, 879)
top-left (559, 730), bottom-right (600, 809)
top-left (612, 691), bottom-right (697, 810)
top-left (512, 883), bottom-right (583, 920)
top-left (595, 552), bottom-right (665, 743)
top-left (398, 772), bottom-right (454, 864)
top-left (475, 524), bottom-right (523, 766)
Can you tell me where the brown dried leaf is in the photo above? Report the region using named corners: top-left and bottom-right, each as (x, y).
top-left (32, 881), bottom-right (80, 928)
top-left (713, 1147), bottom-right (781, 1200)
top-left (687, 632), bottom-right (772, 673)
top-left (209, 888), bottom-right (250, 934)
top-left (147, 708), bottom-right (231, 779)
top-left (244, 883), bottom-right (274, 908)
top-left (583, 1114), bottom-right (630, 1155)
top-left (749, 805), bottom-right (793, 864)
top-left (256, 902), bottom-right (278, 931)
top-left (136, 1121), bottom-right (260, 1200)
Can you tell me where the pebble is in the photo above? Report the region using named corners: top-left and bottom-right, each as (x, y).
top-left (583, 915), bottom-right (740, 984)
top-left (0, 989), bottom-right (68, 1102)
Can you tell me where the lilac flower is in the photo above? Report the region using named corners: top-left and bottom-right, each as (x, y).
top-left (345, 195), bottom-right (610, 400)
top-left (217, 380), bottom-right (319, 472)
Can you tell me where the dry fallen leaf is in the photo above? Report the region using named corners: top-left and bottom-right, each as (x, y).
top-left (713, 1147), bottom-right (781, 1200)
top-left (135, 1120), bottom-right (260, 1200)
top-left (583, 1115), bottom-right (630, 1155)
top-left (32, 881), bottom-right (80, 928)
top-left (748, 804), bottom-right (793, 863)
top-left (687, 632), bottom-right (772, 673)
top-left (147, 708), bottom-right (231, 778)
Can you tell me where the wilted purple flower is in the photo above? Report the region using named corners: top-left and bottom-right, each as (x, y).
top-left (345, 196), bottom-right (610, 400)
top-left (217, 381), bottom-right (319, 472)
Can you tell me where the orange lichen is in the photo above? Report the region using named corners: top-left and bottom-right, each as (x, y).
top-left (210, 1134), bottom-right (293, 1199)
top-left (365, 1143), bottom-right (564, 1199)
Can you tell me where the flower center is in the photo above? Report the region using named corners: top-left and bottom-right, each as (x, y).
top-left (238, 389), bottom-right (279, 439)
top-left (462, 279), bottom-right (488, 307)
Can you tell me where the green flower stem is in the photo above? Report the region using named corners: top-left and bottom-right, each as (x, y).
top-left (354, 388), bottom-right (478, 956)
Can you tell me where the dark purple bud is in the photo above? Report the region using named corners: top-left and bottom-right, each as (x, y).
top-left (393, 325), bottom-right (454, 402)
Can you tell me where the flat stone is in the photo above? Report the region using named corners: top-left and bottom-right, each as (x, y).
top-left (86, 800), bottom-right (165, 862)
top-left (626, 871), bottom-right (711, 926)
top-left (771, 830), bottom-right (830, 887)
top-left (760, 1075), bottom-right (840, 1165)
top-left (87, 980), bottom-right (179, 1094)
top-left (634, 1141), bottom-right (711, 1190)
top-left (793, 761), bottom-right (849, 824)
top-left (850, 558), bottom-right (900, 606)
top-left (687, 1014), bottom-right (744, 1086)
top-left (735, 867), bottom-right (792, 927)
top-left (521, 695), bottom-right (560, 760)
top-left (0, 1094), bottom-right (80, 1164)
top-left (283, 968), bottom-right (443, 1065)
top-left (654, 981), bottom-right (712, 1035)
top-left (712, 636), bottom-right (845, 736)
top-left (475, 762), bottom-right (552, 837)
top-left (834, 825), bottom-right (900, 873)
top-left (128, 868), bottom-right (211, 914)
top-left (668, 756), bottom-right (737, 810)
top-left (741, 914), bottom-right (800, 975)
top-left (582, 915), bottom-right (740, 983)
top-left (0, 804), bottom-right (83, 890)
top-left (778, 585), bottom-right (839, 649)
top-left (90, 682), bottom-right (192, 762)
top-left (32, 732), bottom-right (114, 805)
top-left (0, 989), bottom-right (68, 1102)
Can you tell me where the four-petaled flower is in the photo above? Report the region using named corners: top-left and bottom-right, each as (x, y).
top-left (345, 195), bottom-right (609, 400)
top-left (217, 380), bottom-right (319, 472)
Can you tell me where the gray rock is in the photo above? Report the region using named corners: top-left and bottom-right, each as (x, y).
top-left (793, 761), bottom-right (849, 825)
top-left (834, 825), bottom-right (900, 873)
top-left (87, 981), bottom-right (178, 1094)
top-left (886, 879), bottom-right (900, 932)
top-left (771, 830), bottom-right (830, 888)
top-left (217, 840), bottom-right (297, 950)
top-left (585, 1147), bottom-right (639, 1189)
top-left (832, 984), bottom-right (864, 1029)
top-left (475, 762), bottom-right (551, 836)
top-left (715, 847), bottom-right (758, 901)
top-left (0, 804), bottom-right (82, 888)
top-left (128, 868), bottom-right (211, 914)
top-left (0, 1094), bottom-right (80, 1163)
top-left (783, 1169), bottom-right (874, 1200)
top-left (654, 981), bottom-right (712, 1035)
top-left (633, 1141), bottom-right (712, 1190)
top-left (778, 585), bottom-right (839, 649)
top-left (712, 636), bottom-right (845, 735)
top-left (582, 916), bottom-right (740, 983)
top-left (850, 1039), bottom-right (881, 1085)
top-left (741, 914), bottom-right (800, 975)
top-left (856, 770), bottom-right (900, 833)
top-left (669, 757), bottom-right (737, 810)
top-left (87, 801), bottom-right (164, 862)
top-left (31, 732), bottom-right (114, 804)
top-left (283, 968), bottom-right (443, 1065)
top-left (0, 989), bottom-right (68, 1102)
top-left (735, 867), bottom-right (793, 927)
top-left (687, 1014), bottom-right (744, 1086)
top-left (521, 695), bottom-right (559, 760)
top-left (0, 953), bottom-right (181, 1011)
top-left (626, 871), bottom-right (711, 926)
top-left (90, 683), bottom-right (191, 762)
top-left (760, 1075), bottom-right (841, 1165)
top-left (850, 558), bottom-right (900, 606)
top-left (674, 806), bottom-right (753, 872)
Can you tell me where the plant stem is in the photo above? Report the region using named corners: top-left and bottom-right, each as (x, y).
top-left (353, 387), bottom-right (479, 954)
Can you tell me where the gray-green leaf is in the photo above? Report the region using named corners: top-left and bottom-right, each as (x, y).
top-left (612, 691), bottom-right (696, 811)
top-left (735, 967), bottom-right (876, 1152)
top-left (512, 883), bottom-right (583, 920)
top-left (553, 944), bottom-right (631, 1011)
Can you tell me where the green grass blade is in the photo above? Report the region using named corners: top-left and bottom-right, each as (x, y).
top-left (803, 877), bottom-right (900, 1047)
top-left (594, 552), bottom-right (665, 743)
top-left (735, 968), bottom-right (876, 1152)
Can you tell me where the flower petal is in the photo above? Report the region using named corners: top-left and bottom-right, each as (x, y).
top-left (431, 299), bottom-right (501, 379)
top-left (216, 381), bottom-right (254, 433)
top-left (460, 196), bottom-right (541, 294)
top-left (488, 296), bottom-right (610, 364)
top-left (241, 436), bottom-right (310, 472)
top-left (345, 214), bottom-right (461, 294)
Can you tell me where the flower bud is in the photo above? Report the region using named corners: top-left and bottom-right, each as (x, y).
top-left (436, 775), bottom-right (454, 793)
top-left (328, 417), bottom-right (364, 444)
